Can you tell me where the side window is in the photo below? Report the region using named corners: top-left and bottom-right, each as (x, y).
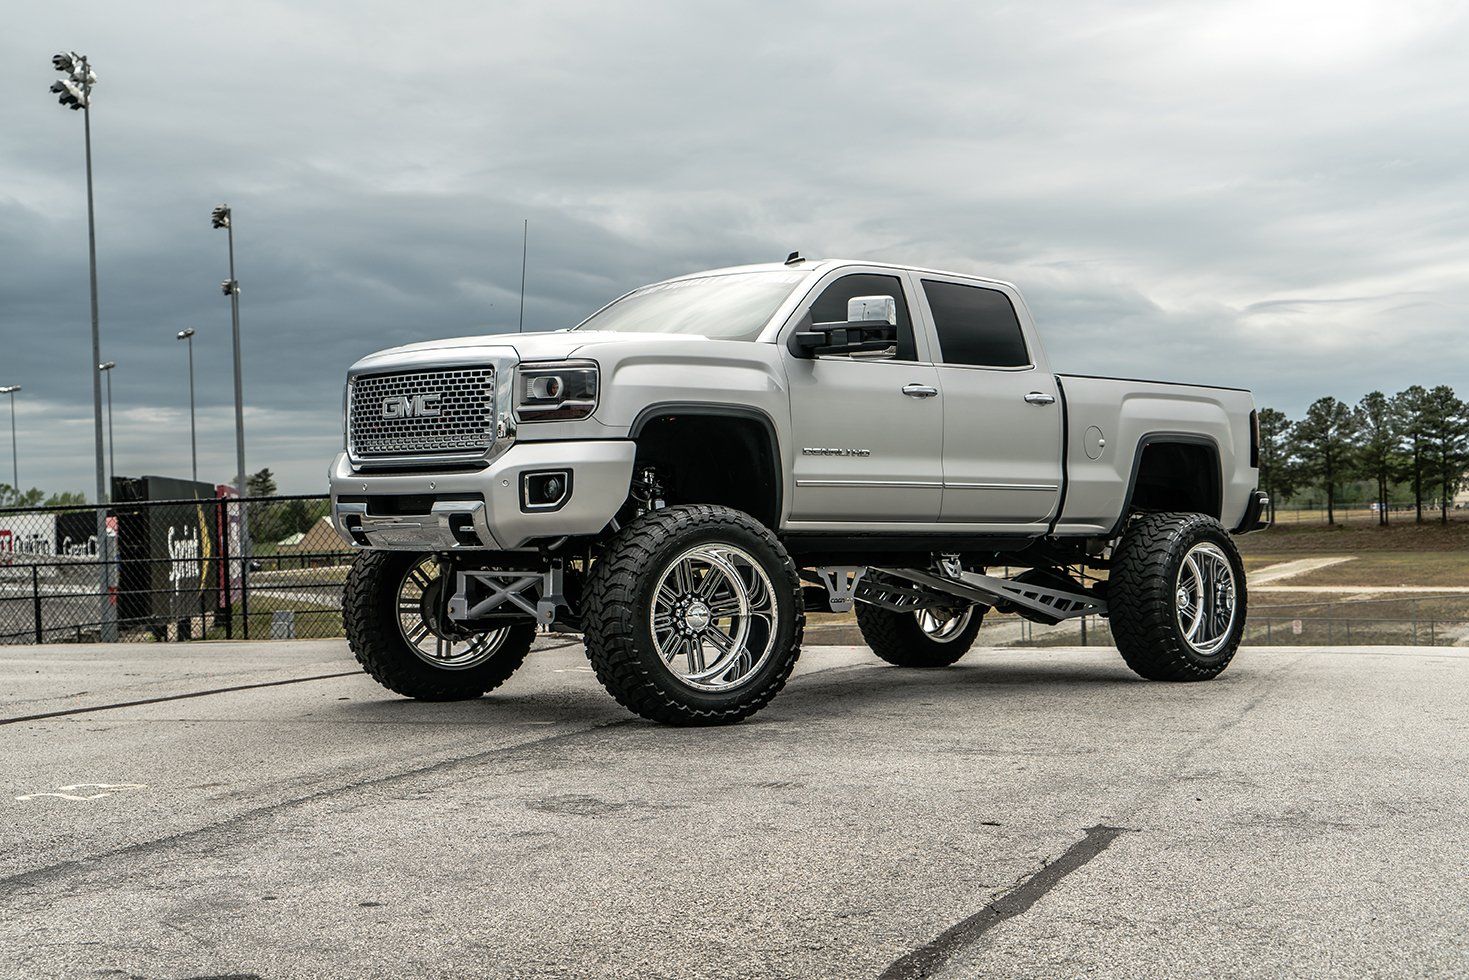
top-left (808, 274), bottom-right (917, 361)
top-left (922, 280), bottom-right (1030, 368)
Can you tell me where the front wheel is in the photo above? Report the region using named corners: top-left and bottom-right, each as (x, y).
top-left (343, 551), bottom-right (536, 701)
top-left (1108, 512), bottom-right (1246, 681)
top-left (582, 505), bottom-right (805, 725)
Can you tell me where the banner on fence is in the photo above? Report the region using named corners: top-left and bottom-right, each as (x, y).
top-left (0, 514), bottom-right (57, 575)
top-left (114, 476), bottom-right (220, 625)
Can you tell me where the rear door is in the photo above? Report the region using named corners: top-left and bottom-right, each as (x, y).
top-left (781, 269), bottom-right (944, 524)
top-left (915, 276), bottom-right (1063, 528)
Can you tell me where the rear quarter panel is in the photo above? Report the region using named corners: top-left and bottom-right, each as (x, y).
top-left (1055, 376), bottom-right (1257, 536)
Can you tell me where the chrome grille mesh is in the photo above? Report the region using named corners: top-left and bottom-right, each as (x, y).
top-left (349, 367), bottom-right (495, 457)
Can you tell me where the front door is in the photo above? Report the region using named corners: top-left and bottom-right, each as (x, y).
top-left (783, 271), bottom-right (944, 524)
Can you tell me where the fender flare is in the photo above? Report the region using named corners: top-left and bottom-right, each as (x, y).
top-left (628, 402), bottom-right (784, 527)
top-left (1108, 432), bottom-right (1223, 538)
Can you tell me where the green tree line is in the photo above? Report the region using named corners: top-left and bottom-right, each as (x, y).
top-left (0, 486), bottom-right (89, 508)
top-left (1258, 385), bottom-right (1469, 525)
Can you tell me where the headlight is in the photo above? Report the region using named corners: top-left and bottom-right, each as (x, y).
top-left (514, 360), bottom-right (599, 421)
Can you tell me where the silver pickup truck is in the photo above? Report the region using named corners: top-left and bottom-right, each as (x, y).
top-left (329, 257), bottom-right (1268, 725)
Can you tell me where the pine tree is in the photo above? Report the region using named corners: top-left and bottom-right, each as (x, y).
top-left (1420, 385), bottom-right (1469, 524)
top-left (1293, 397), bottom-right (1358, 525)
top-left (1393, 386), bottom-right (1430, 524)
top-left (1355, 391), bottom-right (1399, 525)
top-left (247, 468), bottom-right (278, 498)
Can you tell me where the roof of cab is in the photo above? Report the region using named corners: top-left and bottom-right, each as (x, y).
top-left (657, 258), bottom-right (1018, 292)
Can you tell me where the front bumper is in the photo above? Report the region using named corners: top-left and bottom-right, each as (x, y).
top-left (329, 440), bottom-right (636, 551)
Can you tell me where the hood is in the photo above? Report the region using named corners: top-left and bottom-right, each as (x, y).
top-left (360, 330), bottom-right (713, 365)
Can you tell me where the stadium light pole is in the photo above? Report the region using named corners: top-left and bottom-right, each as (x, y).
top-left (52, 51), bottom-right (114, 639)
top-left (213, 204), bottom-right (251, 637)
top-left (176, 329), bottom-right (198, 484)
top-left (212, 205), bottom-right (246, 500)
top-left (0, 385), bottom-right (19, 491)
top-left (99, 361), bottom-right (116, 490)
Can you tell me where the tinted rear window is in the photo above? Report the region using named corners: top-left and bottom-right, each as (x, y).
top-left (922, 280), bottom-right (1030, 368)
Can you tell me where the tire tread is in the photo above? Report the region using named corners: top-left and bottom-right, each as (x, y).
top-left (1108, 511), bottom-right (1245, 682)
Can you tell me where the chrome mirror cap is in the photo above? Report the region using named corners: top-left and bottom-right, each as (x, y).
top-left (846, 295), bottom-right (897, 326)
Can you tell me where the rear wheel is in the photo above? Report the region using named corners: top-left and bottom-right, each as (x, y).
top-left (855, 601), bottom-right (983, 668)
top-left (1108, 512), bottom-right (1246, 681)
top-left (344, 551), bottom-right (535, 701)
top-left (582, 505), bottom-right (804, 725)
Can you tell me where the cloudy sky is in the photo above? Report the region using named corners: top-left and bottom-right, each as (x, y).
top-left (2, 0), bottom-right (1467, 495)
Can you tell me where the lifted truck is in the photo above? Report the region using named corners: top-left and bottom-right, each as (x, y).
top-left (330, 257), bottom-right (1269, 724)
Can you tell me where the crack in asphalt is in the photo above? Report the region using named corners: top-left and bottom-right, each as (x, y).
top-left (877, 824), bottom-right (1132, 980)
top-left (0, 717), bottom-right (638, 895)
top-left (874, 653), bottom-right (1305, 979)
top-left (0, 640), bottom-right (588, 726)
top-left (0, 672), bottom-right (362, 726)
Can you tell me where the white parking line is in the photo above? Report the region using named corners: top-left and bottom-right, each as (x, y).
top-left (15, 783), bottom-right (147, 802)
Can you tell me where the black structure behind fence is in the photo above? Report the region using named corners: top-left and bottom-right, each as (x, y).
top-left (0, 495), bottom-right (354, 645)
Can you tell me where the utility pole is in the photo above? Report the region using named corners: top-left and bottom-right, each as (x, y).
top-left (0, 386), bottom-right (19, 492)
top-left (176, 329), bottom-right (198, 484)
top-left (99, 361), bottom-right (116, 489)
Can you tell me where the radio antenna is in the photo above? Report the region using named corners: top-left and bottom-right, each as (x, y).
top-left (518, 218), bottom-right (528, 333)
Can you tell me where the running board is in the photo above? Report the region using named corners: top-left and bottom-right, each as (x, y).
top-left (874, 567), bottom-right (1105, 625)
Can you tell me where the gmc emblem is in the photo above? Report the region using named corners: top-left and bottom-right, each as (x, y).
top-left (381, 393), bottom-right (441, 419)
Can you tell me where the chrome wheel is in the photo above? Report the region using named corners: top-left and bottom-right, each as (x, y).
top-left (915, 606), bottom-right (974, 643)
top-left (397, 558), bottom-right (509, 671)
top-left (1175, 542), bottom-right (1237, 656)
top-left (648, 544), bottom-right (778, 692)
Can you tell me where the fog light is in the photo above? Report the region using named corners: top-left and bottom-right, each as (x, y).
top-left (521, 470), bottom-right (572, 511)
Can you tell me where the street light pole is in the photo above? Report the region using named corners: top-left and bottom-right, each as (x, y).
top-left (52, 51), bottom-right (113, 640)
top-left (0, 386), bottom-right (19, 491)
top-left (99, 361), bottom-right (116, 490)
top-left (176, 329), bottom-right (198, 484)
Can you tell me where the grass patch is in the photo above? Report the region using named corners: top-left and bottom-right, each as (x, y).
top-left (204, 593), bottom-right (343, 640)
top-left (1282, 553), bottom-right (1469, 589)
top-left (1240, 514), bottom-right (1469, 554)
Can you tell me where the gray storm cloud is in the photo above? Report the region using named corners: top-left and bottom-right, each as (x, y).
top-left (1, 0), bottom-right (1466, 493)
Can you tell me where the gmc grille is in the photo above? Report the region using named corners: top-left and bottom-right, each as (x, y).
top-left (349, 367), bottom-right (495, 458)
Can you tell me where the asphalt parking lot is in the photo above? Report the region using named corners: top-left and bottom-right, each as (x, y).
top-left (3, 638), bottom-right (1467, 979)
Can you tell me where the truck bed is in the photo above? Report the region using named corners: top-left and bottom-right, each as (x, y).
top-left (1053, 374), bottom-right (1256, 537)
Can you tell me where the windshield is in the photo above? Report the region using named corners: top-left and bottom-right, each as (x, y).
top-left (574, 271), bottom-right (809, 341)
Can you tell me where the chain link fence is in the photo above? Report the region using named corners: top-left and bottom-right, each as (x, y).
top-left (5, 496), bottom-right (1467, 648)
top-left (0, 495), bottom-right (354, 645)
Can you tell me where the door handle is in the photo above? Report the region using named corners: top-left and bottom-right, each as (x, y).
top-left (902, 384), bottom-right (939, 398)
top-left (1023, 392), bottom-right (1056, 405)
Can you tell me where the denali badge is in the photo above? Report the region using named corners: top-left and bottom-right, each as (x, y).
top-left (381, 393), bottom-right (441, 419)
top-left (802, 447), bottom-right (872, 457)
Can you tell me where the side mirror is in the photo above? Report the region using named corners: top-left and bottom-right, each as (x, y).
top-left (787, 295), bottom-right (899, 358)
